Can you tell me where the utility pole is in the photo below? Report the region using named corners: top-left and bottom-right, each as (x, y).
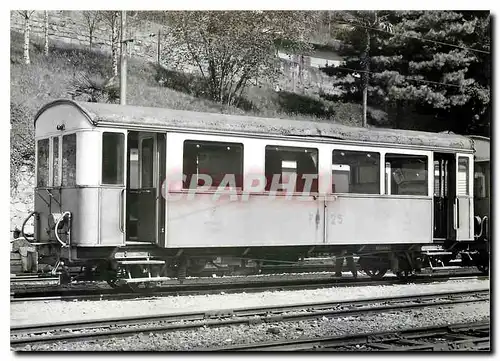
top-left (120, 10), bottom-right (127, 105)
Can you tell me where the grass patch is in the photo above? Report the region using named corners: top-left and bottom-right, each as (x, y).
top-left (10, 29), bottom-right (363, 124)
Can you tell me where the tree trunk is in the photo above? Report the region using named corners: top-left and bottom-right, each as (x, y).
top-left (44, 11), bottom-right (49, 56)
top-left (157, 29), bottom-right (161, 64)
top-left (361, 30), bottom-right (370, 128)
top-left (23, 15), bottom-right (31, 65)
top-left (112, 23), bottom-right (118, 76)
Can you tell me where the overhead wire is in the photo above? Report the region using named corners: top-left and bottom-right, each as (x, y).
top-left (313, 18), bottom-right (488, 89)
top-left (328, 65), bottom-right (465, 89)
top-left (333, 20), bottom-right (490, 55)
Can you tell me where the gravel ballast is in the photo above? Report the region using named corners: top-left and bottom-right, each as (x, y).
top-left (12, 301), bottom-right (489, 351)
top-left (11, 278), bottom-right (488, 327)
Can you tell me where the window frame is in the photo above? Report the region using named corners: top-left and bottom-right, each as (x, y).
top-left (474, 161), bottom-right (489, 199)
top-left (101, 131), bottom-right (126, 186)
top-left (182, 139), bottom-right (244, 190)
top-left (457, 156), bottom-right (470, 196)
top-left (331, 147), bottom-right (381, 195)
top-left (36, 138), bottom-right (50, 188)
top-left (329, 144), bottom-right (385, 196)
top-left (264, 144), bottom-right (319, 194)
top-left (61, 133), bottom-right (77, 187)
top-left (383, 151), bottom-right (432, 197)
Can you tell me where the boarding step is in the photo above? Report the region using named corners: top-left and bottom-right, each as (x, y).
top-left (429, 266), bottom-right (462, 270)
top-left (114, 251), bottom-right (157, 259)
top-left (424, 251), bottom-right (453, 256)
top-left (125, 241), bottom-right (156, 245)
top-left (117, 259), bottom-right (166, 265)
top-left (118, 276), bottom-right (171, 284)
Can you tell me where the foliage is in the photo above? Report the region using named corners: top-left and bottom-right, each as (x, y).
top-left (374, 11), bottom-right (491, 135)
top-left (11, 102), bottom-right (34, 189)
top-left (322, 10), bottom-right (491, 135)
top-left (67, 72), bottom-right (119, 103)
top-left (149, 11), bottom-right (319, 108)
top-left (154, 64), bottom-right (207, 98)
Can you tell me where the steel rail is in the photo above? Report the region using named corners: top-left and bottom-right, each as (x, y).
top-left (10, 288), bottom-right (489, 346)
top-left (206, 321), bottom-right (490, 351)
top-left (10, 275), bottom-right (60, 283)
top-left (10, 273), bottom-right (486, 303)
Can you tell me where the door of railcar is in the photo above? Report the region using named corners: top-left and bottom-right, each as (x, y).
top-left (455, 154), bottom-right (474, 240)
top-left (433, 152), bottom-right (473, 241)
top-left (433, 153), bottom-right (454, 240)
top-left (126, 131), bottom-right (166, 244)
top-left (474, 160), bottom-right (490, 238)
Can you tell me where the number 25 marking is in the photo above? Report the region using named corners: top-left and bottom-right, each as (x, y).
top-left (331, 214), bottom-right (344, 225)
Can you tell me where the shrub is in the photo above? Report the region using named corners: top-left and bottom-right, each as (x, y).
top-left (10, 102), bottom-right (34, 189)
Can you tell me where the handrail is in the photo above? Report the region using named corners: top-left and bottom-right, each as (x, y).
top-left (54, 212), bottom-right (71, 247)
top-left (21, 211), bottom-right (37, 243)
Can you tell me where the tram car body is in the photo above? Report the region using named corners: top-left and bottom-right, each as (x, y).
top-left (29, 100), bottom-right (489, 284)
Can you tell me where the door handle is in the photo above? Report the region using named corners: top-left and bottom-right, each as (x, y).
top-left (119, 189), bottom-right (125, 233)
top-left (453, 200), bottom-right (457, 230)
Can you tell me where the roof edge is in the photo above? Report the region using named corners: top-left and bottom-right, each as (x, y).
top-left (468, 135), bottom-right (490, 142)
top-left (34, 99), bottom-right (98, 127)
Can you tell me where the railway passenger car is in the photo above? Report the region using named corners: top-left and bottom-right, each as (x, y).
top-left (470, 135), bottom-right (490, 274)
top-left (27, 100), bottom-right (489, 286)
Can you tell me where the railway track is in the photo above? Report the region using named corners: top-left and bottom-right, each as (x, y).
top-left (11, 288), bottom-right (489, 348)
top-left (10, 274), bottom-right (60, 284)
top-left (10, 272), bottom-right (486, 303)
top-left (208, 321), bottom-right (490, 351)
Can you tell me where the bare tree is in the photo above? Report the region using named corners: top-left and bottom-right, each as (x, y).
top-left (82, 11), bottom-right (102, 51)
top-left (44, 11), bottom-right (49, 56)
top-left (17, 11), bottom-right (35, 64)
top-left (102, 11), bottom-right (120, 76)
top-left (157, 11), bottom-right (319, 108)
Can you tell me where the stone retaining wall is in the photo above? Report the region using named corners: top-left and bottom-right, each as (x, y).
top-left (11, 10), bottom-right (163, 62)
top-left (10, 166), bottom-right (35, 236)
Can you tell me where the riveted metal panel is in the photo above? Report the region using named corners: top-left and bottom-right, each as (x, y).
top-left (60, 188), bottom-right (99, 246)
top-left (456, 196), bottom-right (472, 240)
top-left (166, 193), bottom-right (324, 248)
top-left (325, 196), bottom-right (433, 244)
top-left (99, 188), bottom-right (125, 246)
top-left (34, 189), bottom-right (58, 242)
